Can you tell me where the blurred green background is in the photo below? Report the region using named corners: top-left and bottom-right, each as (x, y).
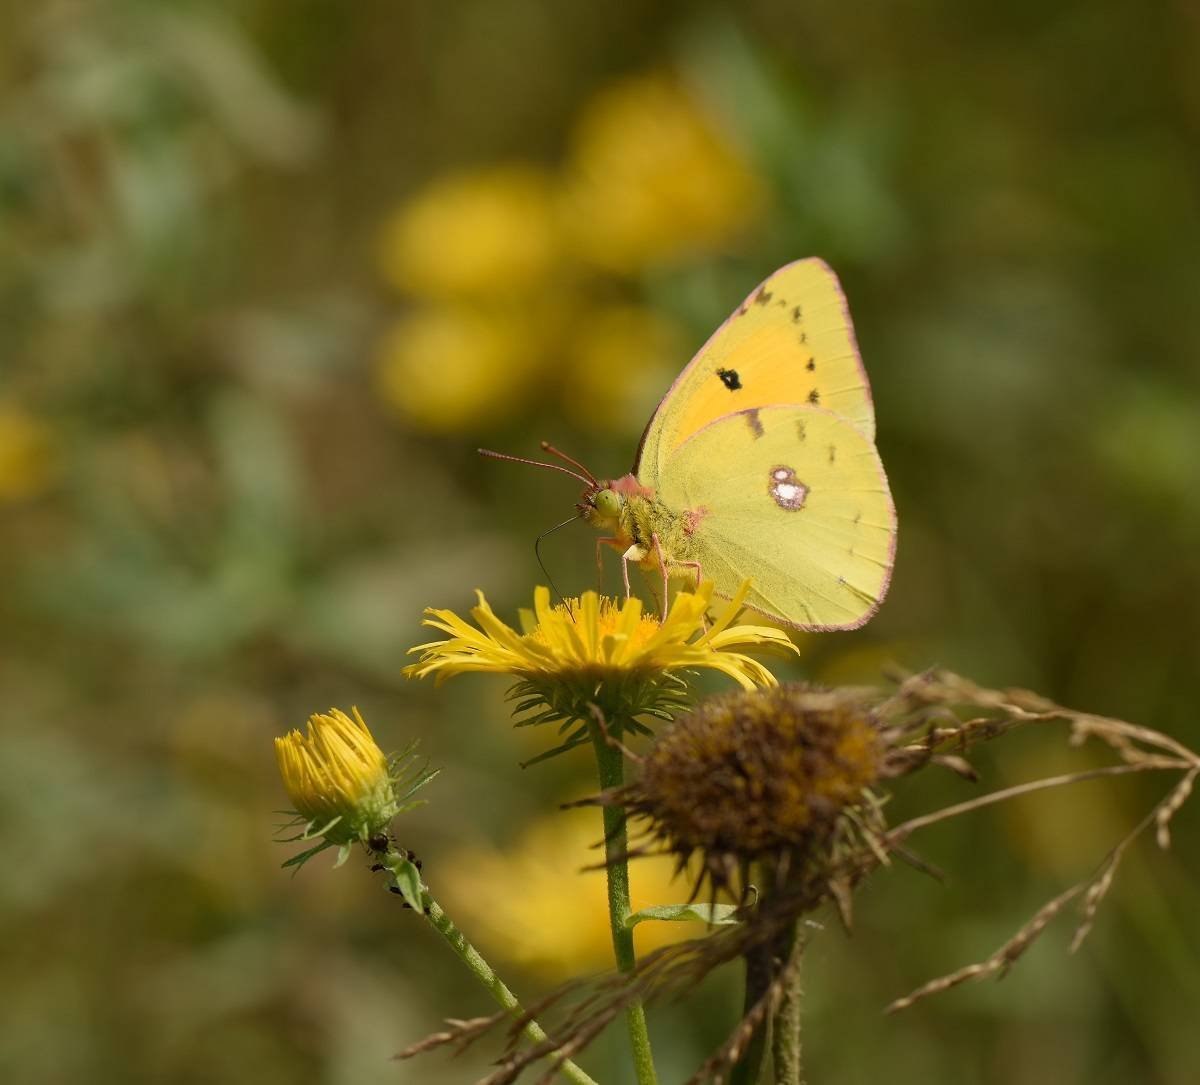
top-left (3, 2), bottom-right (1198, 1082)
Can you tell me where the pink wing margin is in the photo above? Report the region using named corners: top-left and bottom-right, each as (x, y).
top-left (632, 257), bottom-right (875, 475)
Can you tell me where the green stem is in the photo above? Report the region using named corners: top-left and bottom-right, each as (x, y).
top-left (418, 888), bottom-right (600, 1085)
top-left (771, 922), bottom-right (804, 1085)
top-left (590, 722), bottom-right (659, 1085)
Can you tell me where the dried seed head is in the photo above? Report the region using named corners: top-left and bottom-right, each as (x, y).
top-left (624, 684), bottom-right (883, 893)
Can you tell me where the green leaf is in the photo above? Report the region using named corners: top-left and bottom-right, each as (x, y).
top-left (623, 903), bottom-right (741, 930)
top-left (386, 854), bottom-right (425, 911)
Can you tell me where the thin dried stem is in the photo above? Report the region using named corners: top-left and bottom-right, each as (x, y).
top-left (887, 759), bottom-right (1191, 844)
top-left (885, 884), bottom-right (1084, 1013)
top-left (888, 743), bottom-right (1199, 1012)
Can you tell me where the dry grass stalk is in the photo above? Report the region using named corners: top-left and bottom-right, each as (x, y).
top-left (881, 670), bottom-right (1199, 1013)
top-left (884, 884), bottom-right (1084, 1014)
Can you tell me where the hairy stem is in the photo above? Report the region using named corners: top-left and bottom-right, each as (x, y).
top-left (590, 721), bottom-right (659, 1085)
top-left (418, 886), bottom-right (600, 1085)
top-left (771, 922), bottom-right (804, 1085)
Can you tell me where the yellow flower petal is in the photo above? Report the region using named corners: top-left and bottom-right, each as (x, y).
top-left (404, 582), bottom-right (795, 692)
top-left (274, 708), bottom-right (394, 841)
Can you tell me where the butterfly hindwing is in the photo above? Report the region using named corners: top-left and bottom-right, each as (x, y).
top-left (654, 405), bottom-right (895, 630)
top-left (636, 258), bottom-right (874, 489)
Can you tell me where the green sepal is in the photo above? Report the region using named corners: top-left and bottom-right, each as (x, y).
top-left (388, 741), bottom-right (441, 810)
top-left (519, 729), bottom-right (591, 768)
top-left (623, 903), bottom-right (741, 929)
top-left (333, 842), bottom-right (353, 868)
top-left (385, 853), bottom-right (425, 911)
top-left (281, 838), bottom-right (336, 871)
top-left (305, 814), bottom-right (344, 840)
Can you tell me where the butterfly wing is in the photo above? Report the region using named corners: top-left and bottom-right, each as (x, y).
top-left (636, 258), bottom-right (874, 489)
top-left (657, 405), bottom-right (895, 630)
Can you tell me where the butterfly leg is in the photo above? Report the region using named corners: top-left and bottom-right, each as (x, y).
top-left (670, 560), bottom-right (708, 629)
top-left (651, 533), bottom-right (671, 620)
top-left (619, 543), bottom-right (648, 601)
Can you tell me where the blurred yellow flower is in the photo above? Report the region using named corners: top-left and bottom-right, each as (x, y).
top-left (275, 707), bottom-right (397, 846)
top-left (562, 73), bottom-right (764, 273)
top-left (438, 806), bottom-right (723, 978)
top-left (375, 304), bottom-right (544, 431)
top-left (0, 407), bottom-right (55, 502)
top-left (564, 304), bottom-right (682, 435)
top-left (406, 582), bottom-right (793, 692)
top-left (378, 164), bottom-right (561, 298)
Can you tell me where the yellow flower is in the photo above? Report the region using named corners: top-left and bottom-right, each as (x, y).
top-left (406, 581), bottom-right (794, 693)
top-left (378, 164), bottom-right (560, 298)
top-left (438, 807), bottom-right (726, 978)
top-left (0, 407), bottom-right (55, 503)
top-left (561, 72), bottom-right (764, 273)
top-left (375, 304), bottom-right (544, 432)
top-left (275, 708), bottom-right (399, 848)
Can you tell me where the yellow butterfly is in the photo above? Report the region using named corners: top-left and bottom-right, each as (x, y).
top-left (487, 259), bottom-right (896, 630)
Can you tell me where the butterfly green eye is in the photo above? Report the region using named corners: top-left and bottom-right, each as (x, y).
top-left (593, 489), bottom-right (623, 519)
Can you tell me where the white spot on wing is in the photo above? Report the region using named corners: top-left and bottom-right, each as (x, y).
top-left (768, 465), bottom-right (809, 511)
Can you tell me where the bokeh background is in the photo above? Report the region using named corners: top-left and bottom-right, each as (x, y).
top-left (3, 2), bottom-right (1199, 1082)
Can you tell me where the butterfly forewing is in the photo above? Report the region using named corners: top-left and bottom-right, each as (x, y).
top-left (655, 405), bottom-right (895, 630)
top-left (636, 258), bottom-right (875, 489)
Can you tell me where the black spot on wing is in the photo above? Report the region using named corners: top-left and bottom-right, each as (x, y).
top-left (805, 358), bottom-right (816, 372)
top-left (755, 287), bottom-right (773, 306)
top-left (796, 419), bottom-right (807, 442)
top-left (791, 305), bottom-right (803, 323)
top-left (716, 367), bottom-right (742, 391)
top-left (828, 445), bottom-right (837, 464)
top-left (807, 388), bottom-right (820, 405)
top-left (745, 409), bottom-right (764, 439)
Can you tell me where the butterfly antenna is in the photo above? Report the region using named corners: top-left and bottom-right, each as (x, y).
top-left (478, 448), bottom-right (593, 488)
top-left (535, 514), bottom-right (582, 620)
top-left (539, 442), bottom-right (598, 486)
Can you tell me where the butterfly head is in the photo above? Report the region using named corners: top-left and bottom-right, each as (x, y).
top-left (477, 445), bottom-right (648, 535)
top-left (579, 473), bottom-right (655, 532)
top-left (580, 485), bottom-right (624, 530)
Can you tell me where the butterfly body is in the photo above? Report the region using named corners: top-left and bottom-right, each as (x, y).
top-left (585, 258), bottom-right (895, 631)
top-left (580, 475), bottom-right (702, 598)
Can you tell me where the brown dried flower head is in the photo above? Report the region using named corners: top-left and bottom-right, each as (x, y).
top-left (614, 684), bottom-right (883, 895)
